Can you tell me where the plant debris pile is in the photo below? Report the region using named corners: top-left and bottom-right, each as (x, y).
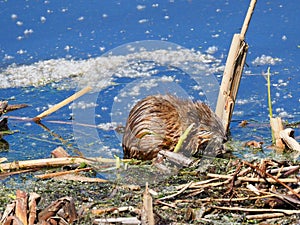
top-left (1, 157), bottom-right (300, 224)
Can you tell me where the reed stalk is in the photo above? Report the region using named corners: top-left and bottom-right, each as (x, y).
top-left (267, 67), bottom-right (275, 143)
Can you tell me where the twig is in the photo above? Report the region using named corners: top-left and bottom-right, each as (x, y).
top-left (5, 104), bottom-right (28, 114)
top-left (176, 178), bottom-right (219, 189)
top-left (176, 194), bottom-right (276, 203)
top-left (0, 156), bottom-right (128, 171)
top-left (158, 150), bottom-right (194, 167)
top-left (271, 189), bottom-right (300, 206)
top-left (92, 206), bottom-right (136, 215)
top-left (225, 162), bottom-right (242, 197)
top-left (207, 173), bottom-right (299, 183)
top-left (35, 167), bottom-right (94, 179)
top-left (0, 169), bottom-right (37, 180)
top-left (53, 174), bottom-right (109, 183)
top-left (159, 181), bottom-right (193, 201)
top-left (267, 165), bottom-right (299, 175)
top-left (215, 0), bottom-right (256, 132)
top-left (243, 161), bottom-right (300, 199)
top-left (246, 183), bottom-right (261, 195)
top-left (155, 200), bottom-right (177, 208)
top-left (240, 0), bottom-right (257, 40)
top-left (33, 86), bottom-right (92, 122)
top-left (0, 202), bottom-right (15, 224)
top-left (212, 205), bottom-right (300, 215)
top-left (246, 213), bottom-right (284, 220)
top-left (94, 217), bottom-right (141, 225)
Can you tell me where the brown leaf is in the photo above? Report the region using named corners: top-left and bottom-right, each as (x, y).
top-left (244, 140), bottom-right (263, 149)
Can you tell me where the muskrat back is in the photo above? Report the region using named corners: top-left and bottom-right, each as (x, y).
top-left (122, 94), bottom-right (226, 160)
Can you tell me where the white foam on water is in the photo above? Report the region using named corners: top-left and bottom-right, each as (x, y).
top-left (97, 122), bottom-right (118, 131)
top-left (252, 54), bottom-right (282, 66)
top-left (0, 48), bottom-right (223, 90)
top-left (69, 101), bottom-right (98, 110)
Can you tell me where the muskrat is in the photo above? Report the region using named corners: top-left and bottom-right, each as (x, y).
top-left (122, 94), bottom-right (226, 160)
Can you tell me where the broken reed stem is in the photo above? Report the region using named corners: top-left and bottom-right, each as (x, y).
top-left (142, 183), bottom-right (155, 225)
top-left (246, 213), bottom-right (284, 220)
top-left (35, 167), bottom-right (94, 179)
top-left (33, 86), bottom-right (92, 122)
top-left (270, 117), bottom-right (285, 149)
top-left (159, 181), bottom-right (193, 201)
top-left (212, 205), bottom-right (300, 216)
top-left (267, 67), bottom-right (275, 143)
top-left (240, 0), bottom-right (257, 40)
top-left (207, 173), bottom-right (298, 183)
top-left (0, 156), bottom-right (131, 171)
top-left (176, 194), bottom-right (276, 203)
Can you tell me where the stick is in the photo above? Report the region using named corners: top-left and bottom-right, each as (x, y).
top-left (246, 213), bottom-right (284, 220)
top-left (242, 160), bottom-right (300, 199)
top-left (212, 205), bottom-right (300, 215)
top-left (158, 150), bottom-right (194, 167)
top-left (94, 217), bottom-right (141, 224)
top-left (266, 165), bottom-right (300, 175)
top-left (176, 178), bottom-right (219, 189)
top-left (177, 194), bottom-right (276, 203)
top-left (33, 86), bottom-right (92, 122)
top-left (155, 200), bottom-right (177, 208)
top-left (0, 169), bottom-right (37, 179)
top-left (92, 206), bottom-right (137, 215)
top-left (35, 167), bottom-right (94, 179)
top-left (0, 156), bottom-right (122, 171)
top-left (240, 0), bottom-right (257, 40)
top-left (159, 181), bottom-right (193, 201)
top-left (207, 173), bottom-right (299, 183)
top-left (141, 183), bottom-right (155, 225)
top-left (280, 128), bottom-right (300, 152)
top-left (54, 174), bottom-right (108, 182)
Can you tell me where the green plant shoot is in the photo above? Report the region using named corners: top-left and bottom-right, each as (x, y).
top-left (174, 123), bottom-right (194, 153)
top-left (267, 67), bottom-right (275, 143)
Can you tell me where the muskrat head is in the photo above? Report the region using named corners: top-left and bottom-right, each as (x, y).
top-left (185, 128), bottom-right (227, 158)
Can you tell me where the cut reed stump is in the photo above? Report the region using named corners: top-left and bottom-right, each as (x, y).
top-left (280, 128), bottom-right (300, 152)
top-left (270, 117), bottom-right (300, 152)
top-left (270, 117), bottom-right (285, 150)
top-left (215, 0), bottom-right (257, 133)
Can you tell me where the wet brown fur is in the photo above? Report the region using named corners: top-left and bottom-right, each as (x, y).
top-left (122, 94), bottom-right (226, 160)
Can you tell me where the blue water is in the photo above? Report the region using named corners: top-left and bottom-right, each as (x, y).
top-left (0, 0), bottom-right (299, 163)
